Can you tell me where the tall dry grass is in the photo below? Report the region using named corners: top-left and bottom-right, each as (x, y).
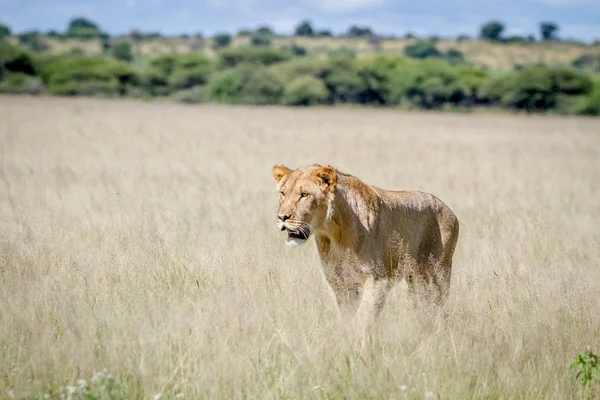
top-left (0, 96), bottom-right (599, 399)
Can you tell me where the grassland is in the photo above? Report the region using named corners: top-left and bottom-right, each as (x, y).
top-left (1, 96), bottom-right (599, 399)
top-left (12, 35), bottom-right (600, 71)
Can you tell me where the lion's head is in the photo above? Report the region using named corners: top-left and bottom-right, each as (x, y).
top-left (271, 164), bottom-right (337, 247)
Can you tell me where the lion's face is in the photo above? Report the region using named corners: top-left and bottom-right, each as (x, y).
top-left (271, 164), bottom-right (337, 247)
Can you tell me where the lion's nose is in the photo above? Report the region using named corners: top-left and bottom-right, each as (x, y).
top-left (278, 214), bottom-right (291, 222)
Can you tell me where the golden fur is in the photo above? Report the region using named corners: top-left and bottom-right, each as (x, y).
top-left (272, 164), bottom-right (459, 326)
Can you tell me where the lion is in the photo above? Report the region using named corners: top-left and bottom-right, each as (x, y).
top-left (271, 163), bottom-right (459, 327)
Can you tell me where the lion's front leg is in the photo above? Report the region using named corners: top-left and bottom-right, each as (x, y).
top-left (323, 270), bottom-right (362, 320)
top-left (353, 276), bottom-right (391, 330)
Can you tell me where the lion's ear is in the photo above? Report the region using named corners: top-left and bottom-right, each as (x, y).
top-left (272, 164), bottom-right (292, 184)
top-left (314, 166), bottom-right (337, 193)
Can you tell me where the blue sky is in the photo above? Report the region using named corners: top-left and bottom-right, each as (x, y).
top-left (1, 0), bottom-right (599, 41)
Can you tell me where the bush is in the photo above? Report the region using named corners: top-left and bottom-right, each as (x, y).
top-left (142, 53), bottom-right (212, 94)
top-left (250, 32), bottom-right (271, 47)
top-left (172, 86), bottom-right (206, 104)
top-left (148, 54), bottom-right (176, 76)
top-left (347, 25), bottom-right (373, 38)
top-left (17, 31), bottom-right (49, 52)
top-left (444, 49), bottom-right (466, 65)
top-left (295, 21), bottom-right (314, 37)
top-left (43, 56), bottom-right (139, 96)
top-left (213, 33), bottom-right (232, 49)
top-left (168, 54), bottom-right (212, 90)
top-left (112, 42), bottom-right (133, 63)
top-left (572, 54), bottom-right (600, 72)
top-left (0, 73), bottom-right (45, 94)
top-left (207, 69), bottom-right (242, 103)
top-left (288, 43), bottom-right (307, 57)
top-left (317, 30), bottom-right (333, 37)
top-left (576, 80), bottom-right (600, 115)
top-left (141, 68), bottom-right (170, 96)
top-left (207, 65), bottom-right (283, 105)
top-left (66, 17), bottom-right (105, 39)
top-left (540, 22), bottom-right (559, 41)
top-left (218, 47), bottom-right (290, 68)
top-left (321, 55), bottom-right (362, 104)
top-left (482, 66), bottom-right (593, 112)
top-left (404, 41), bottom-right (441, 59)
top-left (0, 23), bottom-right (11, 39)
top-left (283, 76), bottom-right (328, 106)
top-left (455, 66), bottom-right (491, 105)
top-left (388, 59), bottom-right (465, 109)
top-left (270, 58), bottom-right (325, 82)
top-left (354, 55), bottom-right (405, 104)
top-left (0, 41), bottom-right (36, 79)
top-left (480, 21), bottom-right (505, 41)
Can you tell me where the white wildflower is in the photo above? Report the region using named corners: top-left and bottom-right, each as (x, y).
top-left (400, 385), bottom-right (407, 391)
top-left (154, 393), bottom-right (163, 400)
top-left (77, 379), bottom-right (87, 387)
top-left (425, 391), bottom-right (434, 399)
top-left (7, 391), bottom-right (15, 399)
top-left (175, 393), bottom-right (184, 398)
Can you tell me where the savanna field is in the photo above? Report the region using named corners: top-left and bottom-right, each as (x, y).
top-left (0, 95), bottom-right (599, 399)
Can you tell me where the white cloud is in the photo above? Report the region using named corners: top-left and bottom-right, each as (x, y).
top-left (313, 0), bottom-right (386, 13)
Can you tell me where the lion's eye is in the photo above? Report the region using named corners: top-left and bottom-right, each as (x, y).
top-left (300, 193), bottom-right (309, 198)
top-left (280, 191), bottom-right (285, 197)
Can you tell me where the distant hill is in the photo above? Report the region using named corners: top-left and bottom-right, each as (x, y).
top-left (6, 34), bottom-right (600, 71)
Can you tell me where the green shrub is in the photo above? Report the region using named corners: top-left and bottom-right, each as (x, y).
top-left (576, 80), bottom-right (600, 116)
top-left (0, 72), bottom-right (45, 94)
top-left (550, 67), bottom-right (593, 95)
top-left (218, 47), bottom-right (290, 68)
top-left (141, 68), bottom-right (170, 96)
top-left (18, 31), bottom-right (49, 52)
top-left (148, 54), bottom-right (176, 76)
top-left (168, 54), bottom-right (212, 90)
top-left (270, 58), bottom-right (325, 82)
top-left (480, 21), bottom-right (505, 41)
top-left (388, 59), bottom-right (465, 108)
top-left (572, 53), bottom-right (600, 72)
top-left (212, 33), bottom-right (232, 49)
top-left (43, 56), bottom-right (139, 96)
top-left (207, 65), bottom-right (283, 105)
top-left (207, 69), bottom-right (242, 103)
top-left (283, 76), bottom-right (328, 106)
top-left (142, 53), bottom-right (212, 95)
top-left (241, 67), bottom-right (283, 104)
top-left (321, 55), bottom-right (362, 104)
top-left (112, 41), bottom-right (133, 63)
top-left (404, 40), bottom-right (441, 59)
top-left (0, 41), bottom-right (36, 79)
top-left (172, 86), bottom-right (206, 104)
top-left (455, 66), bottom-right (491, 104)
top-left (286, 43), bottom-right (307, 57)
top-left (445, 49), bottom-right (466, 65)
top-left (354, 55), bottom-right (405, 104)
top-left (0, 23), bottom-right (11, 39)
top-left (482, 66), bottom-right (593, 112)
top-left (250, 32), bottom-right (271, 47)
top-left (66, 17), bottom-right (105, 39)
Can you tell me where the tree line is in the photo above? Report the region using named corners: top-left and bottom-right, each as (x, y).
top-left (0, 17), bottom-right (583, 44)
top-left (0, 17), bottom-right (599, 116)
